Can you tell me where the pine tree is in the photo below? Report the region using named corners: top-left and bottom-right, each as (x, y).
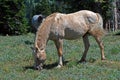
top-left (33, 0), bottom-right (51, 16)
top-left (0, 0), bottom-right (28, 35)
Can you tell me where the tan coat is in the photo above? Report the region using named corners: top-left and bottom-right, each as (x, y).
top-left (34, 10), bottom-right (106, 70)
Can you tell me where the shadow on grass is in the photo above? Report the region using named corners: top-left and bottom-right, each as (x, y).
top-left (115, 32), bottom-right (120, 35)
top-left (23, 60), bottom-right (69, 71)
top-left (24, 66), bottom-right (35, 70)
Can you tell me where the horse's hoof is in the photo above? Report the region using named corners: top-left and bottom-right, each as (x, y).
top-left (101, 58), bottom-right (106, 62)
top-left (56, 64), bottom-right (62, 68)
top-left (101, 58), bottom-right (106, 60)
top-left (79, 59), bottom-right (86, 63)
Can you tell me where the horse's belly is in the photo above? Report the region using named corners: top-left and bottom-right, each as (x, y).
top-left (64, 28), bottom-right (85, 40)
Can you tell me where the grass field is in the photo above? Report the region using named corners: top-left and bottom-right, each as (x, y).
top-left (0, 32), bottom-right (120, 80)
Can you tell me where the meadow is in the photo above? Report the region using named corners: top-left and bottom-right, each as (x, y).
top-left (0, 32), bottom-right (120, 80)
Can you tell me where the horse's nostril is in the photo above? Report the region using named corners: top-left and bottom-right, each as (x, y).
top-left (36, 58), bottom-right (39, 60)
top-left (34, 64), bottom-right (43, 70)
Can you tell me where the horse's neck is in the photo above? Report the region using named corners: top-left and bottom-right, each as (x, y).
top-left (35, 25), bottom-right (50, 49)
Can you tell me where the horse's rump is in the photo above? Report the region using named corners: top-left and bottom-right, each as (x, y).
top-left (88, 13), bottom-right (105, 38)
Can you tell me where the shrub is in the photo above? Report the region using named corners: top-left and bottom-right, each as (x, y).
top-left (0, 0), bottom-right (28, 35)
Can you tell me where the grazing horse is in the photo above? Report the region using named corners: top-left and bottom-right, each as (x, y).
top-left (33, 10), bottom-right (106, 70)
top-left (32, 14), bottom-right (45, 30)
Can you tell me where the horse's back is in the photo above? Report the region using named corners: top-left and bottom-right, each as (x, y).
top-left (45, 10), bottom-right (104, 40)
top-left (48, 11), bottom-right (89, 39)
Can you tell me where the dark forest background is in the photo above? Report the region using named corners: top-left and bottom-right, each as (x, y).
top-left (0, 0), bottom-right (119, 35)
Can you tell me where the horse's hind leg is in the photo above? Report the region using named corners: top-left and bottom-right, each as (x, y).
top-left (94, 36), bottom-right (106, 60)
top-left (80, 34), bottom-right (90, 62)
top-left (54, 39), bottom-right (63, 68)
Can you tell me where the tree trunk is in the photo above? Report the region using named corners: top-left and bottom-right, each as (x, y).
top-left (113, 0), bottom-right (118, 31)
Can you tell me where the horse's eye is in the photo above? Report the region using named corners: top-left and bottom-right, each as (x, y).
top-left (40, 48), bottom-right (44, 51)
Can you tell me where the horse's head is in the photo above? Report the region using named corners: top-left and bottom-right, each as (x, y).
top-left (32, 47), bottom-right (46, 70)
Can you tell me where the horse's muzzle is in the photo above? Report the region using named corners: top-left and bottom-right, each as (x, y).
top-left (34, 58), bottom-right (46, 70)
top-left (35, 64), bottom-right (43, 70)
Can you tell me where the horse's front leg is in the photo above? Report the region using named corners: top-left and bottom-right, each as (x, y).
top-left (54, 39), bottom-right (63, 68)
top-left (80, 34), bottom-right (90, 62)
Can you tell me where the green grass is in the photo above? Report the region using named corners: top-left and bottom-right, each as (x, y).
top-left (0, 32), bottom-right (120, 80)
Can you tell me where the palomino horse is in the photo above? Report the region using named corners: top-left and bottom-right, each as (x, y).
top-left (33, 10), bottom-right (106, 70)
